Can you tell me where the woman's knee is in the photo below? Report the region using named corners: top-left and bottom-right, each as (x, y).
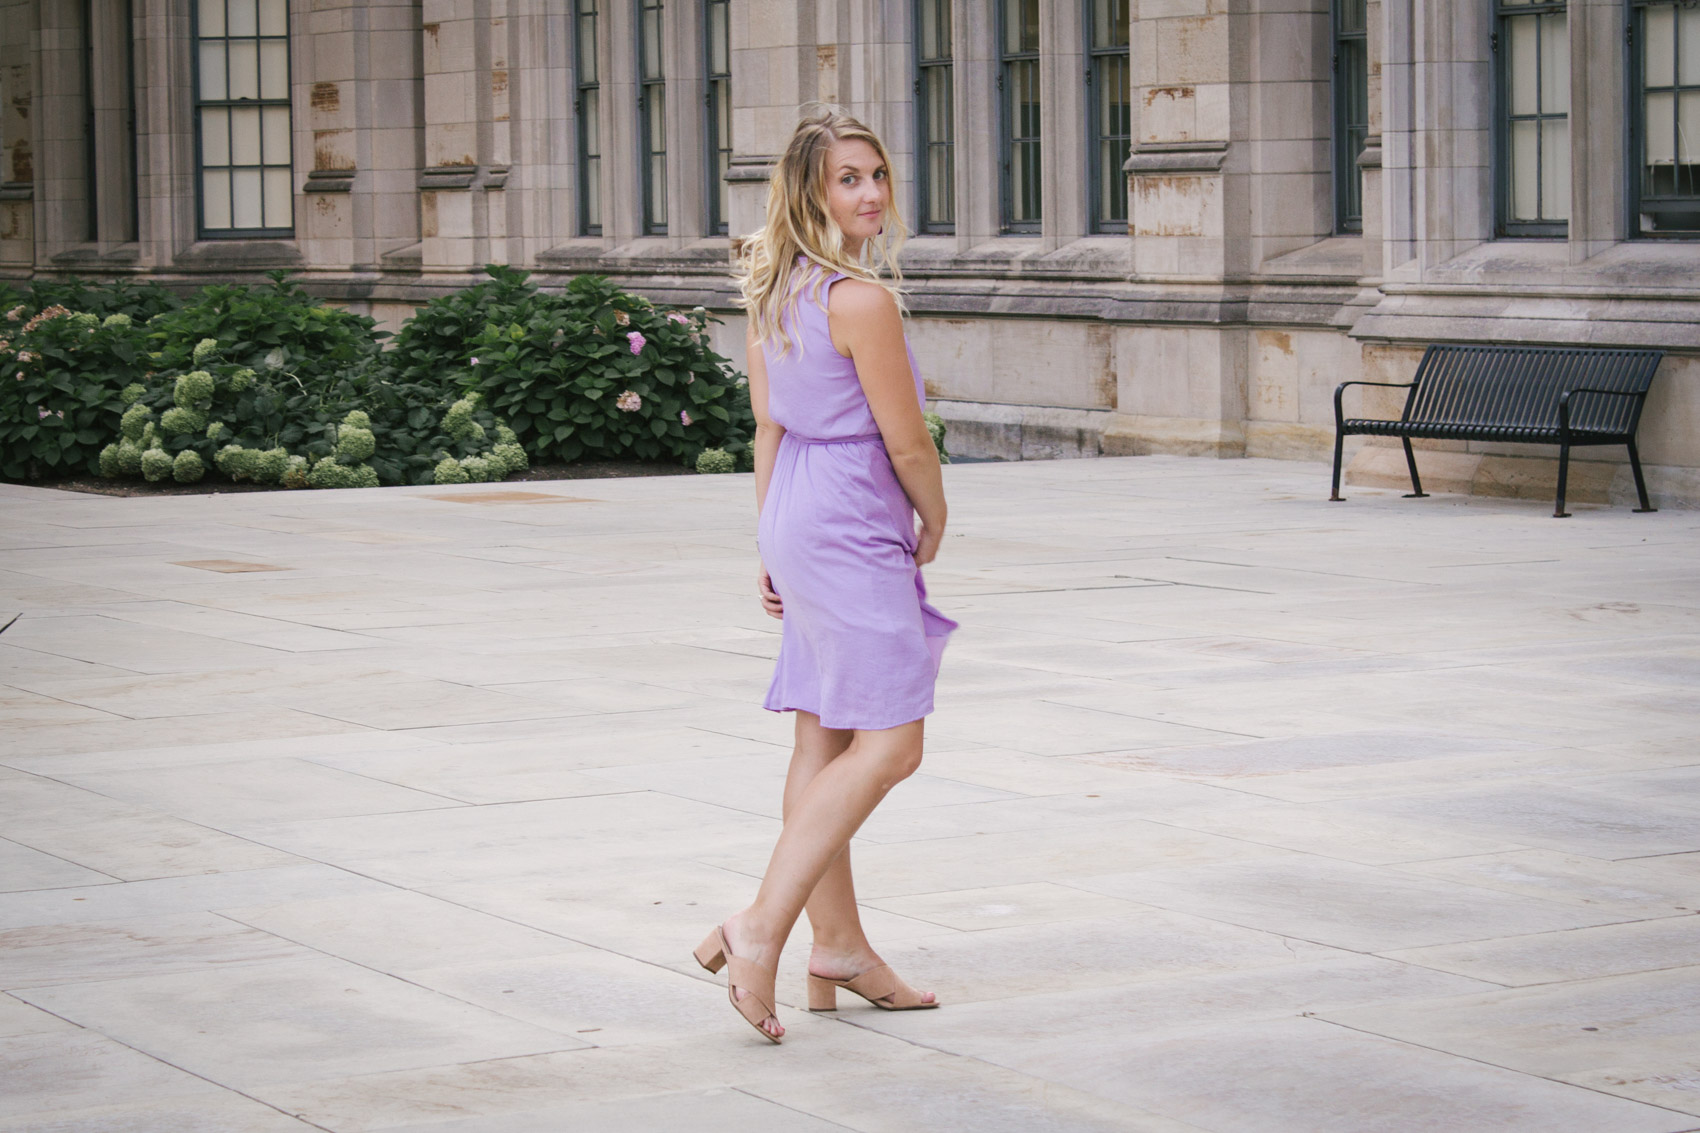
top-left (869, 738), bottom-right (923, 788)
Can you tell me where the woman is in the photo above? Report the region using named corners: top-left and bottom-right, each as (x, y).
top-left (693, 107), bottom-right (956, 1043)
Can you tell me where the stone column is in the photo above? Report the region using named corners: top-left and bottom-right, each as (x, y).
top-left (1124, 1), bottom-right (1238, 281)
top-left (665, 0), bottom-right (707, 243)
top-left (502, 0), bottom-right (572, 266)
top-left (1358, 0), bottom-right (1383, 281)
top-left (724, 0), bottom-right (818, 242)
top-left (1569, 0), bottom-right (1626, 263)
top-left (1383, 0), bottom-right (1491, 275)
top-left (1103, 0), bottom-right (1248, 458)
top-left (89, 0), bottom-right (138, 250)
top-left (1041, 0), bottom-right (1087, 251)
top-left (34, 0), bottom-right (91, 256)
top-left (420, 0), bottom-right (507, 270)
top-left (950, 0), bottom-right (995, 248)
top-left (298, 0), bottom-right (424, 272)
top-left (0, 0), bottom-right (35, 268)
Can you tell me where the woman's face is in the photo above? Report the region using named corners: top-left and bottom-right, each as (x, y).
top-left (823, 138), bottom-right (889, 253)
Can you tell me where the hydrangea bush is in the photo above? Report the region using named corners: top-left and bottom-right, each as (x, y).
top-left (462, 272), bottom-right (755, 466)
top-left (3, 267), bottom-right (751, 489)
top-left (0, 302), bottom-right (153, 479)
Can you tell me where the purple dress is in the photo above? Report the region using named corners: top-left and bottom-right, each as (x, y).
top-left (758, 267), bottom-right (957, 731)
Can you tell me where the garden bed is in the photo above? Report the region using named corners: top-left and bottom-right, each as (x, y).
top-left (28, 459), bottom-right (698, 497)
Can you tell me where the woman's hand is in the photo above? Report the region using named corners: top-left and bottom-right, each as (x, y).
top-left (758, 565), bottom-right (784, 619)
top-left (913, 520), bottom-right (943, 567)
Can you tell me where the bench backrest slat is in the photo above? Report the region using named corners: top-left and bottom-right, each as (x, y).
top-left (1406, 344), bottom-right (1662, 433)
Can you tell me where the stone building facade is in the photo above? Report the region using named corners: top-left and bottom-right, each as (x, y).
top-left (3, 0), bottom-right (1697, 506)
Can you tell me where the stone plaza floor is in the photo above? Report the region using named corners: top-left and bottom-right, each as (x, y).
top-left (1, 454), bottom-right (1697, 1133)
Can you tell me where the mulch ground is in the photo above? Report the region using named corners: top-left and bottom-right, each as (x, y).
top-left (18, 461), bottom-right (698, 498)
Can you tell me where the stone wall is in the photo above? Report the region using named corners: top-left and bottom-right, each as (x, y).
top-left (2, 0), bottom-right (1697, 507)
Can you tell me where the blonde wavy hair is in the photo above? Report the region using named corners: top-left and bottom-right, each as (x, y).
top-left (735, 105), bottom-right (908, 354)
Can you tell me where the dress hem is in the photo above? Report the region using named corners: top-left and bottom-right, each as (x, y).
top-left (763, 702), bottom-right (933, 732)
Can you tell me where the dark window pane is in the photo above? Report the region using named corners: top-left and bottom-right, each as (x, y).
top-left (916, 0), bottom-right (954, 231)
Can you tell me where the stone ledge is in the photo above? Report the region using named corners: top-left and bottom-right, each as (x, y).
top-left (929, 400), bottom-right (1112, 461)
top-left (1101, 413), bottom-right (1246, 458)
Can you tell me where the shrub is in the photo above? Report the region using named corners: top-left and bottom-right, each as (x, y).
top-left (141, 272), bottom-right (382, 387)
top-left (924, 411), bottom-right (950, 465)
top-left (385, 264), bottom-right (541, 397)
top-left (0, 300), bottom-right (155, 478)
top-left (307, 457), bottom-right (379, 489)
top-left (464, 272), bottom-right (754, 466)
top-left (696, 448), bottom-right (736, 474)
top-left (173, 449), bottom-right (205, 483)
top-left (140, 447), bottom-right (173, 482)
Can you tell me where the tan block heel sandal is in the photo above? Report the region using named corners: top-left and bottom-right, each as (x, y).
top-left (807, 964), bottom-right (939, 1012)
top-left (694, 925), bottom-right (782, 1044)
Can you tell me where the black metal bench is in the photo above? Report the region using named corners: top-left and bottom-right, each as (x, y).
top-left (1331, 344), bottom-right (1665, 518)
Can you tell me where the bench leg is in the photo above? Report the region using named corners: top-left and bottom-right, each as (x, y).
top-left (1400, 438), bottom-right (1427, 498)
top-left (1554, 440), bottom-right (1571, 518)
top-left (1330, 430), bottom-right (1346, 501)
top-left (1628, 440), bottom-right (1657, 513)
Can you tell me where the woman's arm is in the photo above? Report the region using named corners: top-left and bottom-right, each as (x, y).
top-left (747, 327), bottom-right (784, 514)
top-left (746, 325), bottom-right (785, 618)
top-left (829, 280), bottom-right (947, 566)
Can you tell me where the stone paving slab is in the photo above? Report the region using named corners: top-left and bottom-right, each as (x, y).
top-left (2, 455), bottom-right (1698, 1132)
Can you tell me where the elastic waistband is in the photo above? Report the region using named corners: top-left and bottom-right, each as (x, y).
top-left (786, 431), bottom-right (883, 446)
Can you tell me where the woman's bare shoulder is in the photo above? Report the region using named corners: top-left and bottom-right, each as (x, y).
top-left (826, 278), bottom-right (899, 321)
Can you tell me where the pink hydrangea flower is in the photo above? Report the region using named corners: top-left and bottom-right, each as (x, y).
top-left (4, 305), bottom-right (22, 321)
top-left (679, 410), bottom-right (693, 426)
top-left (626, 330), bottom-right (646, 354)
top-left (667, 312), bottom-right (689, 325)
top-left (616, 390), bottom-right (642, 412)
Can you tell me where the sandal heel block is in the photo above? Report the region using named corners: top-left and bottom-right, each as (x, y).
top-left (693, 928), bottom-right (727, 974)
top-left (807, 974), bottom-right (838, 1012)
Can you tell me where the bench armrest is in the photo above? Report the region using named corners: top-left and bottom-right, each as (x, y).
top-left (1334, 380), bottom-right (1415, 426)
top-left (1559, 386), bottom-right (1644, 401)
top-left (1558, 386), bottom-right (1649, 433)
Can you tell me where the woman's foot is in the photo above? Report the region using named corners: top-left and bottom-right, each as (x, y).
top-left (723, 911), bottom-right (785, 1040)
top-left (808, 942), bottom-right (935, 1008)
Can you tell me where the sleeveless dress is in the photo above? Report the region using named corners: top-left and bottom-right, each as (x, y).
top-left (758, 267), bottom-right (958, 731)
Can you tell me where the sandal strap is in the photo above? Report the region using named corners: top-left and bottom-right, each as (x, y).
top-left (726, 953), bottom-right (778, 1025)
top-left (842, 964), bottom-right (924, 1006)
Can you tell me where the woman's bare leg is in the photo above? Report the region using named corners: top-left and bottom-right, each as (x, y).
top-left (722, 714), bottom-right (926, 1038)
top-left (783, 713), bottom-right (935, 1008)
top-left (783, 714), bottom-right (859, 941)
